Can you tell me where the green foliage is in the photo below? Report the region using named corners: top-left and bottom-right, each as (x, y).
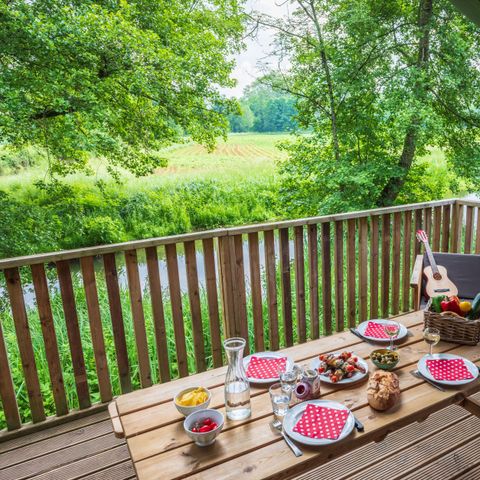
top-left (0, 178), bottom-right (278, 258)
top-left (0, 146), bottom-right (41, 175)
top-left (228, 75), bottom-right (298, 133)
top-left (269, 0), bottom-right (480, 215)
top-left (0, 0), bottom-right (245, 177)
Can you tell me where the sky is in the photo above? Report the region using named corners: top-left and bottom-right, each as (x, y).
top-left (222, 0), bottom-right (290, 98)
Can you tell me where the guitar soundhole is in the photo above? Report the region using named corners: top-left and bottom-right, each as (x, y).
top-left (433, 272), bottom-right (442, 281)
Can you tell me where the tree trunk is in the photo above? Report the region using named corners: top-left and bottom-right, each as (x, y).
top-left (378, 0), bottom-right (433, 206)
top-left (305, 1), bottom-right (341, 161)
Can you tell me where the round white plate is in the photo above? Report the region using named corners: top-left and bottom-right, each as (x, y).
top-left (283, 399), bottom-right (355, 446)
top-left (310, 353), bottom-right (368, 384)
top-left (418, 353), bottom-right (479, 386)
top-left (356, 319), bottom-right (408, 343)
top-left (243, 351), bottom-right (294, 384)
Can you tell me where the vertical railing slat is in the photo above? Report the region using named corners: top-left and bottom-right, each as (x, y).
top-left (145, 247), bottom-right (170, 383)
top-left (4, 268), bottom-right (45, 422)
top-left (442, 204), bottom-right (451, 252)
top-left (358, 217), bottom-right (368, 322)
top-left (464, 206), bottom-right (473, 254)
top-left (165, 244), bottom-right (189, 378)
top-left (370, 216), bottom-right (379, 318)
top-left (232, 235), bottom-right (249, 351)
top-left (184, 241), bottom-right (206, 372)
top-left (424, 207), bottom-right (432, 241)
top-left (432, 206), bottom-right (442, 251)
top-left (279, 228), bottom-right (293, 347)
top-left (294, 226), bottom-right (306, 343)
top-left (334, 222), bottom-right (344, 332)
top-left (476, 208), bottom-right (480, 254)
top-left (308, 224), bottom-right (319, 339)
top-left (381, 214), bottom-right (391, 318)
top-left (391, 212), bottom-right (401, 315)
top-left (402, 210), bottom-right (412, 312)
top-left (80, 256), bottom-right (112, 403)
top-left (56, 260), bottom-right (91, 409)
top-left (264, 230), bottom-right (279, 350)
top-left (248, 232), bottom-right (264, 352)
top-left (451, 202), bottom-right (461, 253)
top-left (103, 253), bottom-right (132, 392)
top-left (125, 250), bottom-right (152, 387)
top-left (31, 264), bottom-right (68, 416)
top-left (321, 223), bottom-right (332, 335)
top-left (202, 238), bottom-right (223, 367)
top-left (347, 219), bottom-right (356, 327)
top-left (0, 315), bottom-right (21, 430)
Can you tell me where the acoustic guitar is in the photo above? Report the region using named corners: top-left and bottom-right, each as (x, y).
top-left (415, 229), bottom-right (458, 298)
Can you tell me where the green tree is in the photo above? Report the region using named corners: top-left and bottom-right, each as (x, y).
top-left (256, 0), bottom-right (480, 215)
top-left (0, 0), bottom-right (244, 177)
top-left (228, 101), bottom-right (255, 132)
top-left (243, 76), bottom-right (298, 132)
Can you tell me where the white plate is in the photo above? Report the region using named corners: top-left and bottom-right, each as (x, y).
top-left (356, 319), bottom-right (408, 343)
top-left (243, 351), bottom-right (294, 384)
top-left (310, 353), bottom-right (369, 384)
top-left (418, 353), bottom-right (479, 386)
top-left (283, 399), bottom-right (355, 446)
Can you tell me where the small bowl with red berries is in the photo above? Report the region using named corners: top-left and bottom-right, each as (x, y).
top-left (183, 409), bottom-right (224, 446)
top-left (311, 351), bottom-right (369, 384)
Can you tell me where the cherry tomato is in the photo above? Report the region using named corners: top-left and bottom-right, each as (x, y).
top-left (353, 357), bottom-right (358, 362)
top-left (210, 422), bottom-right (218, 430)
top-left (319, 354), bottom-right (326, 361)
top-left (202, 418), bottom-right (212, 426)
top-left (331, 375), bottom-right (338, 383)
top-left (199, 425), bottom-right (213, 433)
top-left (346, 364), bottom-right (355, 372)
top-left (317, 366), bottom-right (325, 373)
top-left (345, 352), bottom-right (352, 358)
top-left (191, 427), bottom-right (198, 432)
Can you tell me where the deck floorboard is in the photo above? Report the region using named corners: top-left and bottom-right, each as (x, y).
top-left (0, 410), bottom-right (136, 480)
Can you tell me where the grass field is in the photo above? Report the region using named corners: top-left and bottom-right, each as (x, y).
top-left (0, 133), bottom-right (289, 189)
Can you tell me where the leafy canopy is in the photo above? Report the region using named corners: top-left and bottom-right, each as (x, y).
top-left (0, 0), bottom-right (245, 177)
top-left (260, 0), bottom-right (480, 214)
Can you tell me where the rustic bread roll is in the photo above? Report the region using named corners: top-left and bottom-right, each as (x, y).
top-left (367, 371), bottom-right (400, 411)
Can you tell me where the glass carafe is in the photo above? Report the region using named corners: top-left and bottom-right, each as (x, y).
top-left (223, 337), bottom-right (251, 420)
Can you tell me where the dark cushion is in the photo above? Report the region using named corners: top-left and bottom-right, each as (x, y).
top-left (422, 252), bottom-right (480, 300)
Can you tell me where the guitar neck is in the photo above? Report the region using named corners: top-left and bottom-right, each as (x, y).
top-left (424, 242), bottom-right (440, 277)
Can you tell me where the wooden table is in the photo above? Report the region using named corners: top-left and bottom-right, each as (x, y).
top-left (110, 311), bottom-right (480, 480)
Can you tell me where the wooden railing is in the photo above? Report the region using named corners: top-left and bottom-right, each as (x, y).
top-left (0, 198), bottom-right (478, 432)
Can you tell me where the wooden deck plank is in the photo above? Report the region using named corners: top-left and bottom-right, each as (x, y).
top-left (0, 411), bottom-right (109, 453)
top-left (0, 420), bottom-right (114, 469)
top-left (80, 460), bottom-right (136, 480)
top-left (32, 445), bottom-right (132, 480)
top-left (0, 432), bottom-right (125, 480)
top-left (292, 404), bottom-right (470, 480)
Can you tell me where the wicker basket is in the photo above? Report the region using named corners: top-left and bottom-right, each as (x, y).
top-left (424, 299), bottom-right (480, 345)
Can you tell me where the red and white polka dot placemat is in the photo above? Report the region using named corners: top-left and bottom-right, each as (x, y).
top-left (426, 359), bottom-right (474, 381)
top-left (364, 321), bottom-right (390, 339)
top-left (246, 356), bottom-right (287, 379)
top-left (293, 404), bottom-right (349, 440)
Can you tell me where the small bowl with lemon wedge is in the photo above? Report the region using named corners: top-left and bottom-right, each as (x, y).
top-left (174, 387), bottom-right (211, 416)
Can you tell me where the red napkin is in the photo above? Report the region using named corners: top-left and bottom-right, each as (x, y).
top-left (426, 359), bottom-right (474, 381)
top-left (246, 356), bottom-right (287, 379)
top-left (364, 321), bottom-right (390, 339)
top-left (293, 404), bottom-right (350, 440)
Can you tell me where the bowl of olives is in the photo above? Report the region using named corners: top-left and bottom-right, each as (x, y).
top-left (370, 349), bottom-right (399, 371)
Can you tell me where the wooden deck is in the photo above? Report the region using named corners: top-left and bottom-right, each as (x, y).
top-left (0, 410), bottom-right (136, 480)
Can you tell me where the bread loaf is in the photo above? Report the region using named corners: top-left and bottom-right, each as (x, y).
top-left (367, 371), bottom-right (400, 411)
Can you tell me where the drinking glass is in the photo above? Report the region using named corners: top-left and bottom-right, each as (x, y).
top-left (269, 383), bottom-right (291, 419)
top-left (279, 364), bottom-right (300, 395)
top-left (423, 327), bottom-right (441, 356)
top-left (384, 322), bottom-right (400, 351)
